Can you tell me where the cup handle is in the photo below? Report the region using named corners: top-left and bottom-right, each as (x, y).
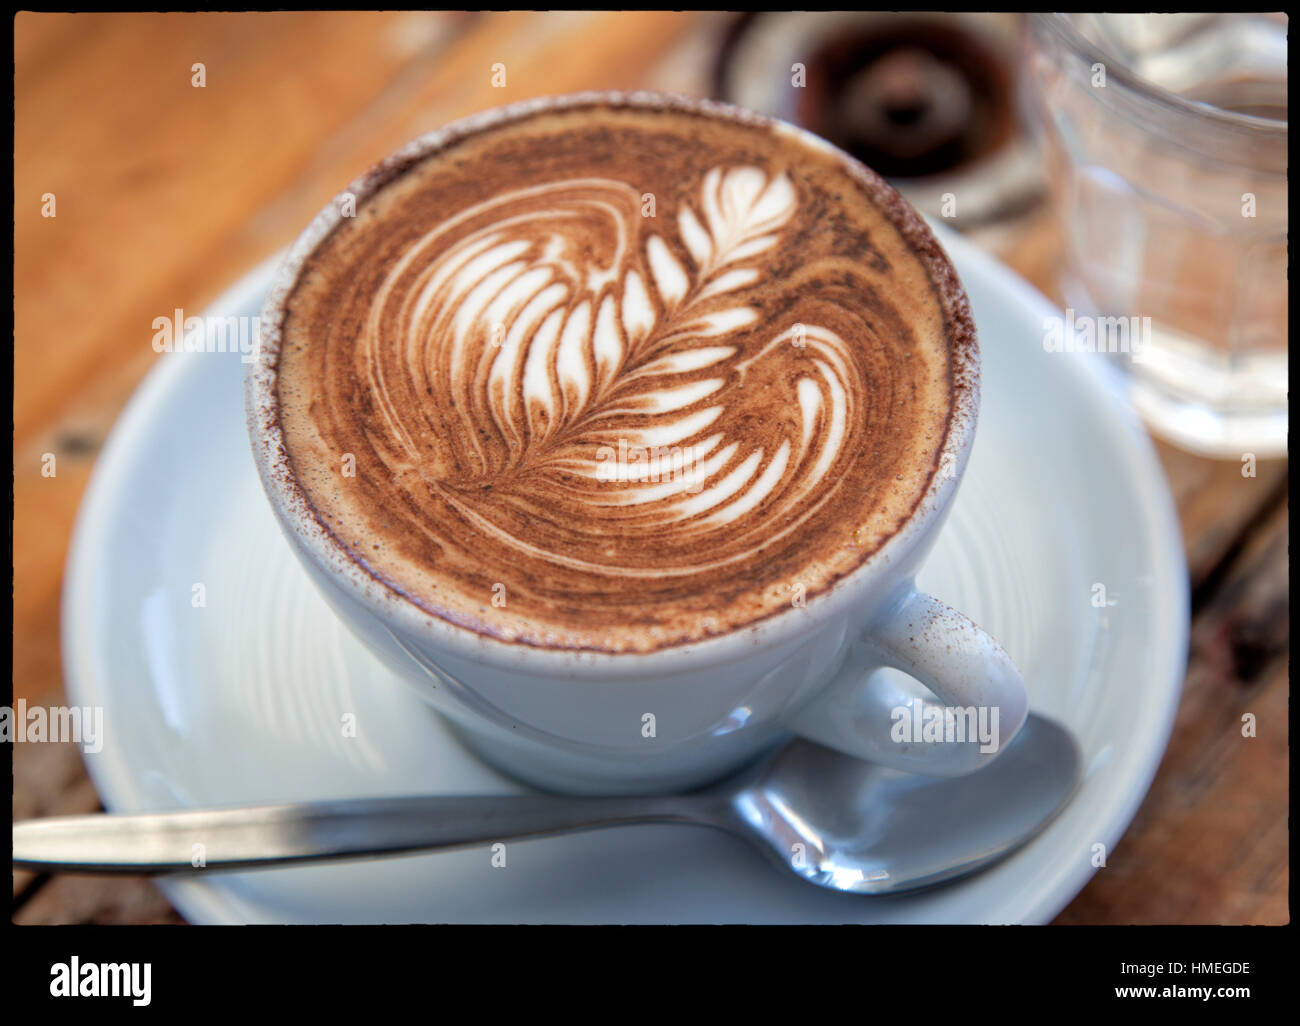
top-left (788, 585), bottom-right (1029, 776)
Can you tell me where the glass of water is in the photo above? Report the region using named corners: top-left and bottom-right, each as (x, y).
top-left (1026, 13), bottom-right (1288, 458)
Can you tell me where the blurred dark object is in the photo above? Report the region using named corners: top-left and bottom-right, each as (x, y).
top-left (797, 21), bottom-right (1010, 178)
top-left (715, 12), bottom-right (1043, 231)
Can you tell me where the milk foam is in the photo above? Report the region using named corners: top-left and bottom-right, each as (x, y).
top-left (357, 165), bottom-right (853, 552)
top-left (275, 102), bottom-right (960, 651)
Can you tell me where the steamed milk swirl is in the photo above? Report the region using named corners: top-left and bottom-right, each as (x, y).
top-left (276, 102), bottom-right (959, 652)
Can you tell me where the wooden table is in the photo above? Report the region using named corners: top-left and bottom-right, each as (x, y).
top-left (13, 12), bottom-right (1288, 924)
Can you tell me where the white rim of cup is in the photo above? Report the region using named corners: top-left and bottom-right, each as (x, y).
top-left (244, 89), bottom-right (980, 677)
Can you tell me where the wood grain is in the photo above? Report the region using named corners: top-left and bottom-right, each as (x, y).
top-left (12, 11), bottom-right (1287, 925)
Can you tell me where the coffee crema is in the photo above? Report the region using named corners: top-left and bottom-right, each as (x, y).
top-left (273, 98), bottom-right (967, 652)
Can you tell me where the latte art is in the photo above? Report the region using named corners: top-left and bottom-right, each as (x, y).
top-left (274, 101), bottom-right (966, 651)
top-left (365, 164), bottom-right (854, 578)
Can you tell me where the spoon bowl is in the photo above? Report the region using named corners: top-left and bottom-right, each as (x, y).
top-left (726, 713), bottom-right (1081, 893)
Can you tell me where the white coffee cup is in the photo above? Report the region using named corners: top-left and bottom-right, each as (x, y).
top-left (246, 91), bottom-right (1028, 795)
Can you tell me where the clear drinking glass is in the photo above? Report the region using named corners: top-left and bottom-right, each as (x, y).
top-left (1026, 13), bottom-right (1288, 458)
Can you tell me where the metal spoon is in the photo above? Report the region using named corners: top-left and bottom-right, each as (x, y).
top-left (13, 713), bottom-right (1080, 895)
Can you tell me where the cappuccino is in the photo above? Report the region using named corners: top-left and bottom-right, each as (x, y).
top-left (272, 96), bottom-right (969, 652)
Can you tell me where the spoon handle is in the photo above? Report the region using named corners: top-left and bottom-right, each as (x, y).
top-left (12, 795), bottom-right (697, 874)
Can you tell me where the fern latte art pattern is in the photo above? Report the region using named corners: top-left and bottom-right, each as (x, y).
top-left (368, 167), bottom-right (853, 565)
top-left (275, 102), bottom-right (963, 651)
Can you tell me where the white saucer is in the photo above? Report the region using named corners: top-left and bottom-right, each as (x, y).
top-left (62, 225), bottom-right (1188, 923)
